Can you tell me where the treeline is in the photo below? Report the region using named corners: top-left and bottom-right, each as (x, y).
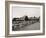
top-left (12, 16), bottom-right (40, 23)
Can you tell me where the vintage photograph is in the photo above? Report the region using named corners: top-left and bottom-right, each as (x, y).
top-left (5, 1), bottom-right (45, 37)
top-left (12, 6), bottom-right (40, 31)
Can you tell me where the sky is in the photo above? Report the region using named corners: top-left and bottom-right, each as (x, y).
top-left (12, 6), bottom-right (40, 18)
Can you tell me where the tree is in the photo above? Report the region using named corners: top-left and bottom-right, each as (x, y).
top-left (34, 16), bottom-right (35, 18)
top-left (12, 18), bottom-right (16, 21)
top-left (34, 16), bottom-right (36, 21)
top-left (25, 16), bottom-right (28, 21)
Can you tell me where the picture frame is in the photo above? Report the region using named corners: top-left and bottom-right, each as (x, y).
top-left (5, 1), bottom-right (45, 37)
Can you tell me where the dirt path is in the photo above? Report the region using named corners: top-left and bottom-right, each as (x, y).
top-left (20, 22), bottom-right (40, 30)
